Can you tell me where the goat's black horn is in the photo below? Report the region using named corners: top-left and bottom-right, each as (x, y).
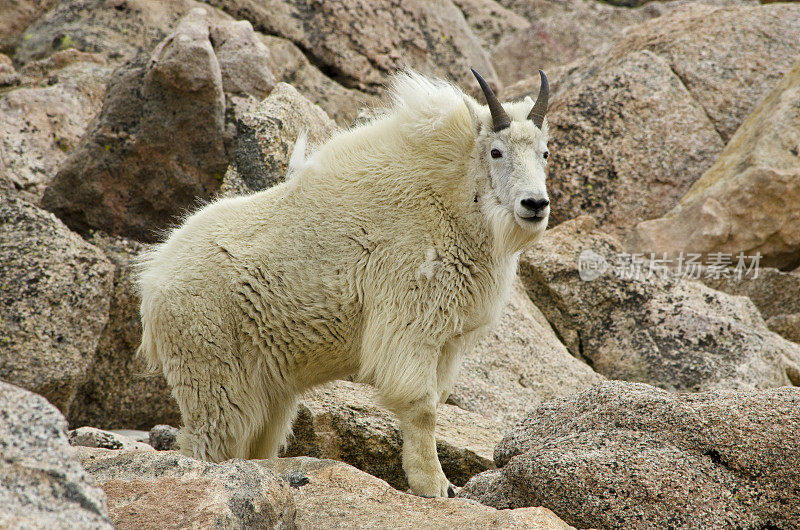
top-left (527, 69), bottom-right (549, 129)
top-left (471, 69), bottom-right (510, 132)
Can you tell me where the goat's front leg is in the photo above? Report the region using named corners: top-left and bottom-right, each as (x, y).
top-left (391, 395), bottom-right (454, 498)
top-left (363, 318), bottom-right (455, 498)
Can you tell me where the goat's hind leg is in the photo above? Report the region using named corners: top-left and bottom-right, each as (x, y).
top-left (246, 393), bottom-right (300, 459)
top-left (160, 332), bottom-right (257, 461)
top-left (170, 364), bottom-right (256, 462)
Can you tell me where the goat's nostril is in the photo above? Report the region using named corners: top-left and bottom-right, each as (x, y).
top-left (520, 198), bottom-right (550, 211)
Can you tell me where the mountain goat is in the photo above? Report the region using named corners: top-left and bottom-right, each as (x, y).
top-left (137, 69), bottom-right (551, 497)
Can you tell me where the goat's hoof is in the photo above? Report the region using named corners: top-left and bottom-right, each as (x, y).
top-left (409, 470), bottom-right (453, 497)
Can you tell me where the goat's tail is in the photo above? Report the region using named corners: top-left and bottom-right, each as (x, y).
top-left (286, 130), bottom-right (309, 181)
top-left (136, 317), bottom-right (162, 377)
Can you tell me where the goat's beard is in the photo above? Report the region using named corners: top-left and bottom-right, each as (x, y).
top-left (484, 201), bottom-right (546, 256)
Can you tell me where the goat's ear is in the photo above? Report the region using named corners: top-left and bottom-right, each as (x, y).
top-left (463, 96), bottom-right (484, 136)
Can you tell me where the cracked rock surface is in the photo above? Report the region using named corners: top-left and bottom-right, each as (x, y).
top-left (519, 216), bottom-right (800, 391)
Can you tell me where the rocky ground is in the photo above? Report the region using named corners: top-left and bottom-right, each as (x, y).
top-left (1, 0), bottom-right (798, 528)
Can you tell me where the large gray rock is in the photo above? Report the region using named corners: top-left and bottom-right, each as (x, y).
top-left (460, 381), bottom-right (800, 529)
top-left (202, 0), bottom-right (500, 97)
top-left (554, 2), bottom-right (800, 143)
top-left (518, 2), bottom-right (800, 238)
top-left (518, 216), bottom-right (800, 391)
top-left (492, 0), bottom-right (654, 86)
top-left (0, 0), bottom-right (57, 50)
top-left (630, 58), bottom-right (800, 270)
top-left (221, 82), bottom-right (337, 196)
top-left (0, 55), bottom-right (111, 203)
top-left (41, 9), bottom-right (232, 242)
top-left (0, 196), bottom-right (114, 414)
top-left (79, 448), bottom-right (296, 529)
top-left (448, 281), bottom-right (603, 430)
top-left (12, 0), bottom-right (226, 67)
top-left (493, 0), bottom-right (754, 87)
top-left (68, 233), bottom-right (180, 430)
top-left (451, 0), bottom-right (529, 50)
top-left (0, 381), bottom-right (112, 529)
top-left (542, 50), bottom-right (724, 238)
top-left (260, 457), bottom-right (574, 529)
top-left (258, 34), bottom-right (377, 124)
top-left (282, 380), bottom-right (502, 489)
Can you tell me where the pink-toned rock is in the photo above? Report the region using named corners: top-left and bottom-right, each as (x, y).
top-left (544, 50), bottom-right (723, 237)
top-left (493, 0), bottom-right (754, 87)
top-left (493, 0), bottom-right (652, 85)
top-left (41, 9), bottom-right (232, 241)
top-left (78, 448), bottom-right (296, 529)
top-left (460, 381), bottom-right (800, 529)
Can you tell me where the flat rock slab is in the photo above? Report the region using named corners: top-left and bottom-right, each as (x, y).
top-left (69, 427), bottom-right (154, 451)
top-left (259, 456), bottom-right (574, 529)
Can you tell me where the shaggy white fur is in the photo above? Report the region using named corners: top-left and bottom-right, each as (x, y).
top-left (137, 70), bottom-right (550, 497)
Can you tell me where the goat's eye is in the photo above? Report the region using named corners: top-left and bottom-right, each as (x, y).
top-left (543, 151), bottom-right (549, 160)
top-left (490, 148), bottom-right (502, 159)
